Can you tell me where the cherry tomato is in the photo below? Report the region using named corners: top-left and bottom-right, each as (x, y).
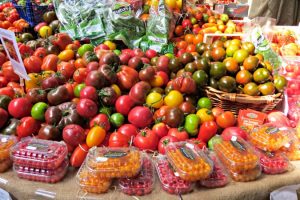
top-left (16, 116), bottom-right (41, 139)
top-left (216, 111), bottom-right (236, 128)
top-left (86, 126), bottom-right (106, 147)
top-left (70, 144), bottom-right (89, 167)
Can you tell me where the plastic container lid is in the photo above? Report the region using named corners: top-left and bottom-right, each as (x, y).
top-left (214, 136), bottom-right (259, 172)
top-left (229, 164), bottom-right (261, 182)
top-left (249, 123), bottom-right (291, 151)
top-left (77, 161), bottom-right (112, 194)
top-left (257, 150), bottom-right (290, 174)
top-left (11, 137), bottom-right (68, 170)
top-left (119, 154), bottom-right (154, 196)
top-left (14, 159), bottom-right (69, 183)
top-left (155, 155), bottom-right (193, 195)
top-left (165, 141), bottom-right (213, 181)
top-left (200, 152), bottom-right (229, 188)
top-left (0, 134), bottom-right (17, 161)
top-left (86, 146), bottom-right (142, 178)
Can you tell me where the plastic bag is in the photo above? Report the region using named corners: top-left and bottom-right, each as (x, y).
top-left (140, 0), bottom-right (175, 54)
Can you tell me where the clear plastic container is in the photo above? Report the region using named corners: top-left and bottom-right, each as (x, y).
top-left (165, 142), bottom-right (213, 181)
top-left (11, 137), bottom-right (68, 170)
top-left (155, 155), bottom-right (193, 195)
top-left (14, 159), bottom-right (69, 183)
top-left (0, 134), bottom-right (17, 161)
top-left (86, 146), bottom-right (142, 178)
top-left (119, 154), bottom-right (154, 196)
top-left (258, 150), bottom-right (290, 174)
top-left (77, 161), bottom-right (112, 194)
top-left (214, 137), bottom-right (259, 172)
top-left (229, 165), bottom-right (261, 182)
top-left (200, 152), bottom-right (229, 188)
top-left (249, 123), bottom-right (291, 152)
top-left (0, 158), bottom-right (12, 173)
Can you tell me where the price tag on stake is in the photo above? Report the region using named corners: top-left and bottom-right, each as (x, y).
top-left (0, 28), bottom-right (29, 80)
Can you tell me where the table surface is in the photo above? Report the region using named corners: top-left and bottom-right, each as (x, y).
top-left (1, 161), bottom-right (300, 200)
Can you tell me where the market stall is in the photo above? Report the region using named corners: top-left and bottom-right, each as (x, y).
top-left (0, 0), bottom-right (299, 200)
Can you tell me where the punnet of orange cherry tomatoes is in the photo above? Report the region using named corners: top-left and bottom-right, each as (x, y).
top-left (0, 0), bottom-right (299, 198)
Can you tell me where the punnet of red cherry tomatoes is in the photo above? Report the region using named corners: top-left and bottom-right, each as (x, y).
top-left (0, 0), bottom-right (300, 197)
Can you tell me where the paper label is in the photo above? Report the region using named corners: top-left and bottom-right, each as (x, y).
top-left (179, 147), bottom-right (195, 160)
top-left (0, 28), bottom-right (29, 80)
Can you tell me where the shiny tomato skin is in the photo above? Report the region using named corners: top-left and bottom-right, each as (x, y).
top-left (89, 114), bottom-right (111, 131)
top-left (133, 129), bottom-right (159, 150)
top-left (76, 98), bottom-right (98, 118)
top-left (168, 128), bottom-right (189, 141)
top-left (115, 95), bottom-right (135, 116)
top-left (152, 122), bottom-right (169, 139)
top-left (128, 106), bottom-right (153, 128)
top-left (70, 144), bottom-right (89, 167)
top-left (8, 97), bottom-right (32, 119)
top-left (108, 131), bottom-right (130, 147)
top-left (117, 124), bottom-right (138, 138)
top-left (73, 68), bottom-right (88, 83)
top-left (158, 135), bottom-right (178, 154)
top-left (216, 111), bottom-right (236, 128)
top-left (79, 86), bottom-right (97, 102)
top-left (86, 126), bottom-right (106, 147)
top-left (16, 116), bottom-right (41, 139)
top-left (0, 108), bottom-right (8, 128)
top-left (63, 124), bottom-right (86, 147)
top-left (24, 56), bottom-right (42, 73)
top-left (197, 121), bottom-right (218, 143)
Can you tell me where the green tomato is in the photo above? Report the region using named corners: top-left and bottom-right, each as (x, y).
top-left (110, 113), bottom-right (125, 127)
top-left (197, 97), bottom-right (212, 109)
top-left (208, 135), bottom-right (223, 150)
top-left (78, 44), bottom-right (94, 57)
top-left (113, 49), bottom-right (121, 55)
top-left (184, 114), bottom-right (200, 136)
top-left (31, 102), bottom-right (48, 121)
top-left (74, 83), bottom-right (86, 97)
top-left (165, 53), bottom-right (175, 59)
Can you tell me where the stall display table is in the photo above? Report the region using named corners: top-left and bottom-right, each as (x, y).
top-left (1, 161), bottom-right (300, 200)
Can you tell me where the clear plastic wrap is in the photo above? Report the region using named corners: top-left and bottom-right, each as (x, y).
top-left (257, 150), bottom-right (290, 174)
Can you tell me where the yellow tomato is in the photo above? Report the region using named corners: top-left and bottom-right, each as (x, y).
top-left (111, 84), bottom-right (121, 97)
top-left (146, 92), bottom-right (164, 109)
top-left (41, 70), bottom-right (55, 80)
top-left (176, 0), bottom-right (182, 9)
top-left (58, 49), bottom-right (75, 61)
top-left (25, 73), bottom-right (42, 91)
top-left (150, 75), bottom-right (164, 87)
top-left (86, 126), bottom-right (106, 148)
top-left (165, 0), bottom-right (177, 9)
top-left (39, 26), bottom-right (52, 38)
top-left (164, 90), bottom-right (183, 108)
top-left (196, 108), bottom-right (215, 124)
top-left (104, 41), bottom-right (116, 50)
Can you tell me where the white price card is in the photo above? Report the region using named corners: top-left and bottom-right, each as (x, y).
top-left (0, 28), bottom-right (29, 80)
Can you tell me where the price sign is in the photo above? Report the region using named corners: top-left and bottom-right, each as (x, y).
top-left (0, 28), bottom-right (29, 80)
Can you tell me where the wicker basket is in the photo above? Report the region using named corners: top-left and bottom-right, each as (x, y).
top-left (205, 86), bottom-right (283, 116)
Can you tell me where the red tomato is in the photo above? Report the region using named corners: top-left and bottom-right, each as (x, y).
top-left (216, 111), bottom-right (236, 128)
top-left (2, 61), bottom-right (19, 82)
top-left (153, 106), bottom-right (170, 122)
top-left (8, 97), bottom-right (32, 119)
top-left (24, 56), bottom-right (42, 73)
top-left (188, 138), bottom-right (207, 149)
top-left (168, 128), bottom-right (189, 141)
top-left (73, 68), bottom-right (88, 83)
top-left (128, 106), bottom-right (153, 128)
top-left (63, 124), bottom-right (86, 147)
top-left (33, 47), bottom-right (47, 59)
top-left (156, 71), bottom-right (169, 86)
top-left (16, 116), bottom-right (41, 139)
top-left (0, 52), bottom-right (7, 66)
top-left (64, 82), bottom-right (76, 99)
top-left (76, 98), bottom-right (98, 118)
top-left (221, 127), bottom-right (248, 141)
top-left (117, 66), bottom-right (139, 90)
top-left (70, 144), bottom-right (89, 167)
top-left (117, 124), bottom-right (138, 138)
top-left (115, 95), bottom-right (135, 116)
top-left (152, 122), bottom-right (169, 139)
top-left (108, 131), bottom-right (130, 147)
top-left (211, 107), bottom-right (224, 118)
top-left (41, 54), bottom-right (59, 71)
top-left (7, 82), bottom-right (22, 89)
top-left (0, 76), bottom-right (8, 88)
top-left (0, 87), bottom-right (15, 98)
top-left (57, 61), bottom-right (76, 79)
top-left (0, 108), bottom-right (8, 128)
top-left (158, 135), bottom-right (179, 154)
top-left (89, 114), bottom-right (111, 131)
top-left (80, 86), bottom-right (97, 102)
top-left (133, 129), bottom-right (159, 150)
top-left (197, 121), bottom-right (218, 143)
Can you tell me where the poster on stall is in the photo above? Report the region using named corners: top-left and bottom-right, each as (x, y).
top-left (0, 28), bottom-right (29, 80)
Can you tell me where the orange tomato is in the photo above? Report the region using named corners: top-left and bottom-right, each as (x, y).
top-left (186, 44), bottom-right (196, 53)
top-left (140, 13), bottom-right (149, 21)
top-left (41, 54), bottom-right (59, 71)
top-left (216, 111), bottom-right (236, 128)
top-left (193, 34), bottom-right (203, 45)
top-left (184, 34), bottom-right (195, 44)
top-left (175, 25), bottom-right (184, 36)
top-left (176, 40), bottom-right (188, 50)
top-left (150, 74), bottom-right (164, 87)
top-left (65, 44), bottom-right (79, 51)
top-left (86, 126), bottom-right (106, 148)
top-left (74, 58), bottom-right (86, 69)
